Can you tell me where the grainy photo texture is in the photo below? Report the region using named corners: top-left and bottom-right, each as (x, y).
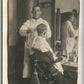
top-left (8, 0), bottom-right (80, 84)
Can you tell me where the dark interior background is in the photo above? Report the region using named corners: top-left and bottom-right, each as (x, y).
top-left (8, 0), bottom-right (79, 84)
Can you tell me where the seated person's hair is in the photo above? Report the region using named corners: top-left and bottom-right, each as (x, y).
top-left (37, 24), bottom-right (47, 35)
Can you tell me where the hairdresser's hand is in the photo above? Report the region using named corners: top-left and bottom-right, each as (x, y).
top-left (27, 29), bottom-right (35, 33)
top-left (51, 56), bottom-right (63, 64)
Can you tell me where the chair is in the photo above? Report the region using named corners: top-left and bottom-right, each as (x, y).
top-left (30, 49), bottom-right (63, 84)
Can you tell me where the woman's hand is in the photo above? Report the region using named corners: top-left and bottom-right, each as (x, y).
top-left (27, 29), bottom-right (32, 33)
top-left (27, 29), bottom-right (36, 33)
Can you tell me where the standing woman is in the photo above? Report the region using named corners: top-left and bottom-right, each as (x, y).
top-left (19, 5), bottom-right (51, 78)
top-left (61, 12), bottom-right (75, 61)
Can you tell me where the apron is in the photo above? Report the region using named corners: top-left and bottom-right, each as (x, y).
top-left (21, 18), bottom-right (51, 78)
top-left (22, 31), bottom-right (37, 78)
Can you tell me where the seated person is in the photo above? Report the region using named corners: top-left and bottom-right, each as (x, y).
top-left (30, 24), bottom-right (64, 84)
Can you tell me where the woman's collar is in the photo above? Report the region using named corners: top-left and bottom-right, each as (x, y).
top-left (38, 36), bottom-right (46, 40)
top-left (33, 17), bottom-right (42, 21)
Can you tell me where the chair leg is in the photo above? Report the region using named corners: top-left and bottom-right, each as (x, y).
top-left (54, 72), bottom-right (64, 84)
top-left (39, 77), bottom-right (48, 84)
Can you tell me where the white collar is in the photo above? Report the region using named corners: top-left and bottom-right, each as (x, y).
top-left (32, 17), bottom-right (42, 21)
top-left (37, 36), bottom-right (46, 41)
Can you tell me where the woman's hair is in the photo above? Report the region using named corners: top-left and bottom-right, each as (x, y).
top-left (37, 24), bottom-right (47, 35)
top-left (68, 9), bottom-right (78, 19)
top-left (72, 9), bottom-right (78, 18)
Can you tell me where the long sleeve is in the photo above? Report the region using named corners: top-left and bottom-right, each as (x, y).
top-left (44, 21), bottom-right (52, 39)
top-left (66, 21), bottom-right (75, 54)
top-left (68, 22), bottom-right (75, 37)
top-left (19, 20), bottom-right (30, 37)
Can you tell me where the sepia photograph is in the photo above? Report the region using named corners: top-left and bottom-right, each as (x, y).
top-left (2, 0), bottom-right (82, 84)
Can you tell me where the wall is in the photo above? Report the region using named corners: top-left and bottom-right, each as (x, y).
top-left (55, 0), bottom-right (80, 13)
top-left (8, 1), bottom-right (35, 84)
top-left (8, 0), bottom-right (17, 75)
top-left (8, 0), bottom-right (17, 46)
top-left (8, 0), bottom-right (34, 46)
top-left (39, 0), bottom-right (80, 13)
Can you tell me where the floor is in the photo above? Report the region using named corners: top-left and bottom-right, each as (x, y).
top-left (8, 72), bottom-right (77, 84)
top-left (8, 41), bottom-right (77, 84)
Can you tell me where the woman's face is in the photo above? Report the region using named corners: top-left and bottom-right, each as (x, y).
top-left (71, 15), bottom-right (75, 23)
top-left (32, 7), bottom-right (42, 19)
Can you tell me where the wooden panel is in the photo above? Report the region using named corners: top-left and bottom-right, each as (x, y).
top-left (51, 0), bottom-right (56, 50)
top-left (60, 12), bottom-right (72, 41)
top-left (8, 0), bottom-right (17, 46)
top-left (56, 8), bottom-right (61, 41)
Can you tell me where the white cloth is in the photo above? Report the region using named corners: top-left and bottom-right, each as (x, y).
top-left (19, 18), bottom-right (51, 78)
top-left (62, 20), bottom-right (75, 56)
top-left (19, 18), bottom-right (51, 38)
top-left (20, 18), bottom-right (51, 55)
top-left (32, 36), bottom-right (53, 52)
top-left (32, 36), bottom-right (64, 74)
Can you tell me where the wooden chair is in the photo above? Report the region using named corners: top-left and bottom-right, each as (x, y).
top-left (30, 49), bottom-right (63, 84)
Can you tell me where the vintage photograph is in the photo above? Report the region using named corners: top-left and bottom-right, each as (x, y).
top-left (8, 0), bottom-right (80, 84)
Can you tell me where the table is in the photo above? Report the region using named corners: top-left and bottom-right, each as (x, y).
top-left (62, 62), bottom-right (78, 84)
top-left (62, 62), bottom-right (78, 72)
